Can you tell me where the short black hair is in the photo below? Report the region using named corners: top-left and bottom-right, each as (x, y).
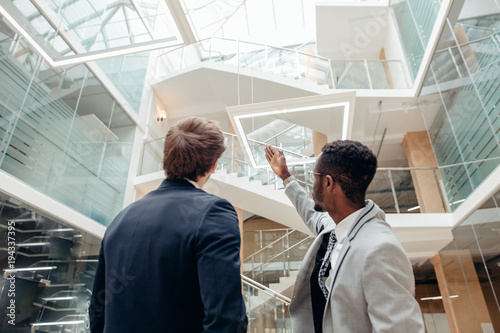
top-left (316, 140), bottom-right (377, 205)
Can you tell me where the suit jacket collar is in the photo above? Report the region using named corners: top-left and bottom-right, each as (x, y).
top-left (158, 178), bottom-right (199, 189)
top-left (348, 200), bottom-right (384, 240)
top-left (326, 200), bottom-right (384, 295)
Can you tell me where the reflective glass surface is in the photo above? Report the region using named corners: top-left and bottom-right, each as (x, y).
top-left (0, 192), bottom-right (100, 332)
top-left (0, 22), bottom-right (135, 226)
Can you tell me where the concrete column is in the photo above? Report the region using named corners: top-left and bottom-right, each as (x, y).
top-left (401, 131), bottom-right (445, 213)
top-left (312, 130), bottom-right (327, 157)
top-left (430, 250), bottom-right (493, 333)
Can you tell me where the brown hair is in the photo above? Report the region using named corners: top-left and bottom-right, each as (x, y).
top-left (163, 117), bottom-right (225, 180)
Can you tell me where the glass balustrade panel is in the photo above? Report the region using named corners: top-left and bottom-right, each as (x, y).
top-left (366, 61), bottom-right (390, 89)
top-left (367, 170), bottom-right (401, 213)
top-left (296, 54), bottom-right (332, 88)
top-left (386, 60), bottom-right (410, 89)
top-left (336, 61), bottom-right (371, 89)
top-left (243, 228), bottom-right (313, 285)
top-left (141, 138), bottom-right (164, 175)
top-left (242, 282), bottom-right (292, 333)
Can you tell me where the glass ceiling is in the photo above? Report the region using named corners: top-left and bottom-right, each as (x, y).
top-left (1, 0), bottom-right (318, 66)
top-left (181, 0), bottom-right (317, 47)
top-left (4, 0), bottom-right (181, 63)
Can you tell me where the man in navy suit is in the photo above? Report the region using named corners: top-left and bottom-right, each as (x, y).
top-left (89, 117), bottom-right (247, 332)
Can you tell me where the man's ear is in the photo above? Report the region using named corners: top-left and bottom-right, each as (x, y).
top-left (210, 159), bottom-right (219, 174)
top-left (325, 175), bottom-right (334, 191)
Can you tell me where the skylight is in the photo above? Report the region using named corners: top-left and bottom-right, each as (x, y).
top-left (181, 0), bottom-right (316, 47)
top-left (2, 0), bottom-right (182, 65)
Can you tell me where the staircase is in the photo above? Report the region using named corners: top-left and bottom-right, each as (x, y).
top-left (246, 270), bottom-right (298, 310)
top-left (204, 168), bottom-right (312, 234)
top-left (154, 37), bottom-right (409, 95)
top-left (241, 227), bottom-right (313, 333)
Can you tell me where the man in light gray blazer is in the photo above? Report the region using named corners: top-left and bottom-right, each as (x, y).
top-left (265, 141), bottom-right (424, 333)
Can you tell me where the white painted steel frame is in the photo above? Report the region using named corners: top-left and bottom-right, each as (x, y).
top-left (226, 92), bottom-right (357, 168)
top-left (0, 2), bottom-right (182, 67)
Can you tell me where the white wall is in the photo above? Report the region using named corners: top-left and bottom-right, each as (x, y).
top-left (383, 13), bottom-right (412, 89)
top-left (458, 0), bottom-right (500, 20)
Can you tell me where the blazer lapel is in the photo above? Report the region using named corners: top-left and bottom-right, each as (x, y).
top-left (294, 226), bottom-right (335, 288)
top-left (325, 200), bottom-right (379, 293)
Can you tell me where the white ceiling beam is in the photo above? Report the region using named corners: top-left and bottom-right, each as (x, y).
top-left (164, 0), bottom-right (196, 44)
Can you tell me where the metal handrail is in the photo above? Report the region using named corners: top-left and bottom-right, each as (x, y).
top-left (435, 32), bottom-right (500, 53)
top-left (141, 135), bottom-right (450, 214)
top-left (263, 124), bottom-right (298, 143)
top-left (244, 229), bottom-right (298, 262)
top-left (377, 166), bottom-right (438, 171)
top-left (457, 23), bottom-right (497, 32)
top-left (241, 275), bottom-right (291, 305)
top-left (157, 36), bottom-right (404, 65)
top-left (246, 235), bottom-right (314, 273)
top-left (246, 137), bottom-right (310, 159)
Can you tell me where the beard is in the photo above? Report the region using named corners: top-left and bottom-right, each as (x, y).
top-left (314, 203), bottom-right (324, 212)
top-left (312, 184), bottom-right (324, 212)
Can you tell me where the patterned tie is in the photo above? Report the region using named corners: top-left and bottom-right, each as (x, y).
top-left (318, 231), bottom-right (337, 299)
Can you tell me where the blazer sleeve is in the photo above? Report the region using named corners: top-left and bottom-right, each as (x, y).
top-left (284, 180), bottom-right (333, 235)
top-left (195, 198), bottom-right (248, 333)
top-left (89, 243), bottom-right (106, 333)
top-left (362, 240), bottom-right (425, 333)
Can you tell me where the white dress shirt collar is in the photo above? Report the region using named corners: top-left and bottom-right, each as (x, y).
top-left (184, 178), bottom-right (200, 189)
top-left (334, 207), bottom-right (363, 242)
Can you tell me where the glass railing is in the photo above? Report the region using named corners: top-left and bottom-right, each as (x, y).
top-left (426, 32), bottom-right (500, 86)
top-left (243, 228), bottom-right (313, 285)
top-left (421, 28), bottom-right (500, 209)
top-left (391, 0), bottom-right (443, 81)
top-left (140, 134), bottom-right (449, 213)
top-left (0, 39), bottom-right (136, 227)
top-left (369, 167), bottom-right (449, 214)
top-left (458, 24), bottom-right (498, 41)
top-left (241, 275), bottom-right (292, 333)
top-left (155, 37), bottom-right (409, 89)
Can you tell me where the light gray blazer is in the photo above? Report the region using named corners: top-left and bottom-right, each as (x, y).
top-left (285, 181), bottom-right (425, 333)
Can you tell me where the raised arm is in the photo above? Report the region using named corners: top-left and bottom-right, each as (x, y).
top-left (265, 145), bottom-right (332, 235)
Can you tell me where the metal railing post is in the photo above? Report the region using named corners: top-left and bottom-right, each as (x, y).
top-left (434, 168), bottom-right (451, 213)
top-left (388, 170), bottom-right (400, 213)
top-left (304, 163), bottom-right (308, 191)
top-left (231, 136), bottom-right (235, 173)
top-left (329, 59), bottom-right (335, 89)
top-left (295, 50), bottom-right (300, 79)
top-left (180, 47), bottom-right (184, 70)
top-left (208, 37), bottom-right (212, 60)
top-left (288, 232), bottom-right (292, 275)
top-left (138, 140), bottom-right (146, 176)
top-left (364, 59), bottom-right (373, 89)
top-left (448, 47), bottom-right (463, 78)
top-left (282, 237), bottom-right (286, 276)
top-left (265, 45), bottom-right (269, 72)
top-left (251, 256), bottom-right (255, 280)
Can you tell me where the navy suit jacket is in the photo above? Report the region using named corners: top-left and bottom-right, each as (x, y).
top-left (89, 179), bottom-right (247, 333)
